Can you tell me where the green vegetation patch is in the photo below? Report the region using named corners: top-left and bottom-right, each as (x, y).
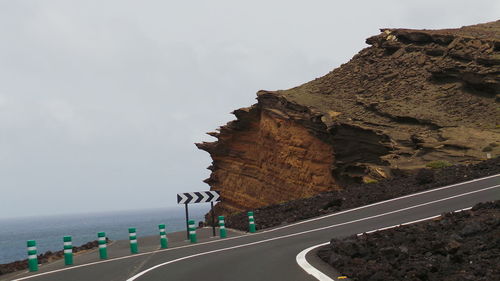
top-left (425, 160), bottom-right (453, 169)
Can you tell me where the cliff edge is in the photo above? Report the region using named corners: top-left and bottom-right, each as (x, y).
top-left (196, 21), bottom-right (500, 215)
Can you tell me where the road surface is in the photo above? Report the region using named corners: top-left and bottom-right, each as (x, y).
top-left (5, 174), bottom-right (499, 281)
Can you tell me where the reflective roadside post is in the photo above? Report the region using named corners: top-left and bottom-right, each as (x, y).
top-left (129, 228), bottom-right (138, 254)
top-left (63, 236), bottom-right (73, 265)
top-left (159, 224), bottom-right (168, 249)
top-left (248, 211), bottom-right (256, 233)
top-left (98, 232), bottom-right (108, 259)
top-left (219, 216), bottom-right (227, 238)
top-left (188, 220), bottom-right (197, 243)
top-left (27, 240), bottom-right (38, 272)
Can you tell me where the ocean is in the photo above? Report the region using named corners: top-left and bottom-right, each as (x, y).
top-left (0, 205), bottom-right (209, 264)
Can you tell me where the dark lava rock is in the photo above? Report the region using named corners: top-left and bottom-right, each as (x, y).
top-left (317, 201), bottom-right (500, 281)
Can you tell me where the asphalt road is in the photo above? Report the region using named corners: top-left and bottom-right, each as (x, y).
top-left (6, 174), bottom-right (500, 281)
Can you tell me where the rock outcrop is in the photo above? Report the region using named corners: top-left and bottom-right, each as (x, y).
top-left (197, 21), bottom-right (500, 215)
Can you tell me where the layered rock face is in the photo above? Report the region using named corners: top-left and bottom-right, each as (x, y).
top-left (197, 21), bottom-right (500, 215)
top-left (196, 99), bottom-right (337, 214)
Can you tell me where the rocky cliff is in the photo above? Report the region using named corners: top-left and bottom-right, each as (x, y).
top-left (197, 21), bottom-right (500, 215)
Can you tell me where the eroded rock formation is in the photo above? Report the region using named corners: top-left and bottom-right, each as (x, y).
top-left (197, 21), bottom-right (500, 215)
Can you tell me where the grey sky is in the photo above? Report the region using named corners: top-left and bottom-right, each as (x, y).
top-left (1, 0), bottom-right (498, 218)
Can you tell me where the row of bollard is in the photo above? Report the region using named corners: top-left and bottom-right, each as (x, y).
top-left (26, 213), bottom-right (257, 272)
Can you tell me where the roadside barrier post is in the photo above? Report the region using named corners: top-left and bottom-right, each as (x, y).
top-left (27, 240), bottom-right (38, 272)
top-left (159, 224), bottom-right (168, 249)
top-left (218, 216), bottom-right (227, 238)
top-left (63, 236), bottom-right (73, 265)
top-left (98, 232), bottom-right (108, 259)
top-left (248, 211), bottom-right (256, 233)
top-left (188, 220), bottom-right (197, 243)
top-left (129, 228), bottom-right (138, 254)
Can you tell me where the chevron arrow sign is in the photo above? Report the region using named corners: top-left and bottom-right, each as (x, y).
top-left (177, 191), bottom-right (220, 204)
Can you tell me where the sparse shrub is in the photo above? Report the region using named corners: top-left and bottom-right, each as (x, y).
top-left (425, 160), bottom-right (452, 169)
top-left (482, 146), bottom-right (493, 152)
top-left (415, 168), bottom-right (435, 184)
top-left (364, 178), bottom-right (379, 184)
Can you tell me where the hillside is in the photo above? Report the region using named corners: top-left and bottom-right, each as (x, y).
top-left (197, 21), bottom-right (500, 215)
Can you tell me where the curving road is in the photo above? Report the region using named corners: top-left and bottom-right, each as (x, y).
top-left (7, 174), bottom-right (500, 281)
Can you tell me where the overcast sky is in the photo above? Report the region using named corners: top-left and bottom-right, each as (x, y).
top-left (0, 0), bottom-right (498, 218)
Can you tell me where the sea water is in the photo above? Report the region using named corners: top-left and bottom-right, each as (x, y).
top-left (0, 205), bottom-right (209, 264)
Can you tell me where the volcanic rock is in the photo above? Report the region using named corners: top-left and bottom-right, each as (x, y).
top-left (317, 201), bottom-right (500, 281)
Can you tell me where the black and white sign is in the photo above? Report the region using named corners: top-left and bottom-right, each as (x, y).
top-left (177, 191), bottom-right (220, 204)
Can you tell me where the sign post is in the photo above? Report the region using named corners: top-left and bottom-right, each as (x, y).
top-left (184, 203), bottom-right (189, 239)
top-left (177, 191), bottom-right (221, 240)
top-left (210, 202), bottom-right (216, 236)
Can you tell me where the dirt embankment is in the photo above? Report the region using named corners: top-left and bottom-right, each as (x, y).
top-left (221, 157), bottom-right (499, 231)
top-left (198, 21), bottom-right (500, 216)
top-left (317, 201), bottom-right (500, 281)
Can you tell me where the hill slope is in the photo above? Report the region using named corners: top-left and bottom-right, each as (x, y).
top-left (197, 21), bottom-right (500, 215)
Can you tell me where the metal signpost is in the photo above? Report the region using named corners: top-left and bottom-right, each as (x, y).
top-left (177, 191), bottom-right (221, 239)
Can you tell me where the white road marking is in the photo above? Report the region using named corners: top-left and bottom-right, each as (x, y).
top-left (297, 207), bottom-right (475, 281)
top-left (296, 243), bottom-right (333, 281)
top-left (10, 176), bottom-right (499, 281)
top-left (125, 184), bottom-right (499, 281)
top-left (357, 207), bottom-right (473, 235)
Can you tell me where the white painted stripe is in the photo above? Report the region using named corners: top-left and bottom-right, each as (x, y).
top-left (64, 249), bottom-right (72, 254)
top-left (64, 242), bottom-right (72, 246)
top-left (27, 247), bottom-right (36, 251)
top-left (130, 240), bottom-right (137, 244)
top-left (160, 235), bottom-right (167, 239)
top-left (98, 244), bottom-right (107, 249)
top-left (160, 230), bottom-right (166, 234)
top-left (249, 216), bottom-right (254, 219)
top-left (220, 220), bottom-right (225, 224)
top-left (189, 231), bottom-right (196, 234)
top-left (249, 221), bottom-right (255, 225)
top-left (220, 226), bottom-right (225, 229)
top-left (129, 233), bottom-right (136, 237)
top-left (11, 177), bottom-right (499, 281)
top-left (296, 243), bottom-right (333, 281)
top-left (98, 237), bottom-right (106, 241)
top-left (125, 185), bottom-right (499, 280)
top-left (357, 207), bottom-right (474, 236)
top-left (28, 255), bottom-right (37, 260)
top-left (358, 215), bottom-right (442, 236)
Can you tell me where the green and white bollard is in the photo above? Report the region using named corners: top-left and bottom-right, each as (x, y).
top-left (63, 236), bottom-right (73, 265)
top-left (188, 220), bottom-right (197, 243)
top-left (98, 232), bottom-right (108, 259)
top-left (159, 224), bottom-right (168, 249)
top-left (248, 211), bottom-right (256, 233)
top-left (26, 240), bottom-right (38, 272)
top-left (218, 216), bottom-right (227, 238)
top-left (129, 228), bottom-right (138, 254)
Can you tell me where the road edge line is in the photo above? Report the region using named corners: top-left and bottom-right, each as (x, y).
top-left (296, 243), bottom-right (333, 281)
top-left (298, 207), bottom-right (476, 281)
